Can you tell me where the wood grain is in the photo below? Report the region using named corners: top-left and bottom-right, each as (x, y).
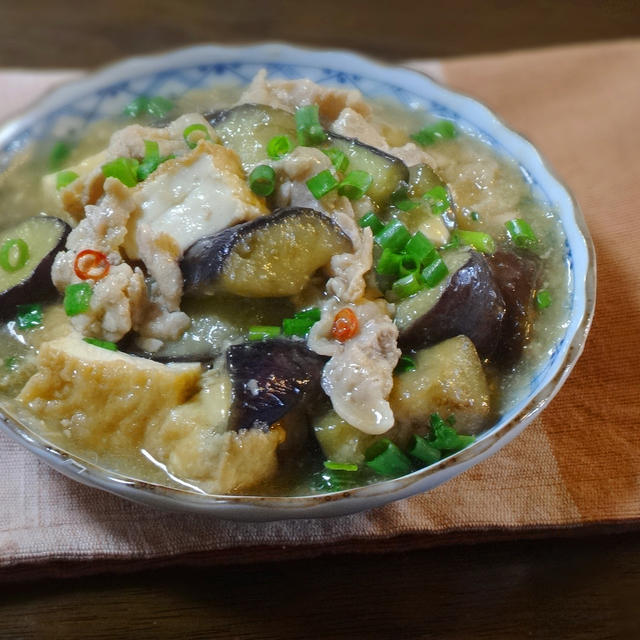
top-left (1, 532), bottom-right (639, 639)
top-left (0, 0), bottom-right (639, 67)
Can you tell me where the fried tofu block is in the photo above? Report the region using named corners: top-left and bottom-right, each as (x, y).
top-left (124, 140), bottom-right (268, 260)
top-left (42, 150), bottom-right (109, 220)
top-left (18, 335), bottom-right (201, 452)
top-left (144, 368), bottom-right (285, 494)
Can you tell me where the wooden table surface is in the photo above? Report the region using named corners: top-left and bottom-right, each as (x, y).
top-left (2, 1), bottom-right (639, 638)
top-left (0, 531), bottom-right (639, 639)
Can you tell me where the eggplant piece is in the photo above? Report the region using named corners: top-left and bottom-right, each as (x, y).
top-left (408, 163), bottom-right (445, 197)
top-left (390, 336), bottom-right (491, 440)
top-left (325, 132), bottom-right (409, 206)
top-left (379, 163), bottom-right (456, 249)
top-left (121, 296), bottom-right (295, 363)
top-left (226, 338), bottom-right (326, 433)
top-left (0, 216), bottom-right (70, 318)
top-left (313, 408), bottom-right (378, 465)
top-left (314, 336), bottom-right (491, 462)
top-left (205, 104), bottom-right (409, 207)
top-left (393, 163), bottom-right (456, 241)
top-left (407, 162), bottom-right (456, 225)
top-left (205, 104), bottom-right (297, 170)
top-left (488, 251), bottom-right (539, 366)
top-left (181, 207), bottom-right (351, 298)
top-left (396, 249), bottom-right (506, 360)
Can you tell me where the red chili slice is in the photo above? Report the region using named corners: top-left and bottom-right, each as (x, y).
top-left (331, 308), bottom-right (359, 342)
top-left (74, 249), bottom-right (110, 281)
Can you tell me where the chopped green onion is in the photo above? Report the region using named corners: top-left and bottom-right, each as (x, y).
top-left (16, 304), bottom-right (43, 330)
top-left (358, 212), bottom-right (384, 235)
top-left (453, 229), bottom-right (496, 254)
top-left (144, 140), bottom-right (160, 162)
top-left (124, 96), bottom-right (174, 118)
top-left (136, 139), bottom-right (174, 182)
top-left (0, 238), bottom-right (29, 273)
top-left (322, 147), bottom-right (349, 173)
top-left (408, 435), bottom-right (442, 465)
top-left (293, 307), bottom-right (321, 322)
top-left (295, 105), bottom-right (327, 146)
top-left (423, 185), bottom-right (450, 215)
top-left (4, 356), bottom-right (19, 372)
top-left (421, 255), bottom-right (448, 288)
top-left (392, 272), bottom-right (423, 299)
top-left (183, 124), bottom-right (211, 150)
top-left (441, 233), bottom-right (461, 251)
top-left (266, 135), bottom-right (295, 160)
top-left (505, 218), bottom-right (538, 250)
top-left (435, 431), bottom-right (476, 452)
top-left (248, 325), bottom-right (281, 341)
top-left (404, 232), bottom-right (436, 266)
top-left (398, 254), bottom-right (420, 278)
top-left (536, 289), bottom-right (552, 309)
top-left (145, 96), bottom-right (174, 118)
top-left (306, 169), bottom-right (338, 199)
top-left (48, 141), bottom-right (71, 171)
top-left (249, 165), bottom-right (277, 197)
top-left (83, 337), bottom-right (118, 351)
top-left (337, 170), bottom-right (372, 200)
top-left (470, 211), bottom-right (480, 221)
top-left (428, 414), bottom-right (475, 451)
top-left (123, 96), bottom-right (147, 117)
top-left (313, 468), bottom-right (361, 492)
top-left (281, 307), bottom-right (321, 337)
top-left (64, 282), bottom-right (92, 317)
top-left (394, 355), bottom-right (416, 374)
top-left (390, 186), bottom-right (419, 211)
top-left (123, 97), bottom-right (148, 118)
top-left (282, 317), bottom-right (314, 337)
top-left (365, 439), bottom-right (412, 477)
top-left (136, 140), bottom-right (160, 182)
top-left (102, 157), bottom-right (140, 188)
top-left (396, 198), bottom-right (419, 212)
top-left (324, 461), bottom-right (359, 472)
top-left (376, 248), bottom-right (403, 276)
top-left (56, 170), bottom-right (79, 190)
top-left (411, 120), bottom-right (457, 146)
top-left (374, 220), bottom-right (411, 252)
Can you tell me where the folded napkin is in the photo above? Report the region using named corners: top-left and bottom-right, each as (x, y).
top-left (1, 40), bottom-right (639, 579)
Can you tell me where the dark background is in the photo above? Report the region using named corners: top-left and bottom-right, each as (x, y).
top-left (0, 0), bottom-right (639, 67)
top-left (1, 1), bottom-right (640, 638)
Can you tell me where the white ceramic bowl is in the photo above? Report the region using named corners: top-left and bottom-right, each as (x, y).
top-left (0, 44), bottom-right (595, 520)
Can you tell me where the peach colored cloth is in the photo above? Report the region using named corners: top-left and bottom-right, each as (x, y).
top-left (1, 41), bottom-right (639, 578)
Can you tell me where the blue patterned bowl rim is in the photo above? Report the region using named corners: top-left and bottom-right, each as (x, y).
top-left (0, 43), bottom-right (596, 520)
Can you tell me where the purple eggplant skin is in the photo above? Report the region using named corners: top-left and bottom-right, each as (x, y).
top-left (398, 251), bottom-right (506, 360)
top-left (325, 132), bottom-right (409, 205)
top-left (180, 207), bottom-right (350, 298)
top-left (488, 251), bottom-right (539, 366)
top-left (117, 338), bottom-right (217, 364)
top-left (180, 218), bottom-right (249, 296)
top-left (0, 217), bottom-right (71, 319)
top-left (327, 131), bottom-right (410, 171)
top-left (121, 351), bottom-right (214, 365)
top-left (226, 338), bottom-right (327, 433)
